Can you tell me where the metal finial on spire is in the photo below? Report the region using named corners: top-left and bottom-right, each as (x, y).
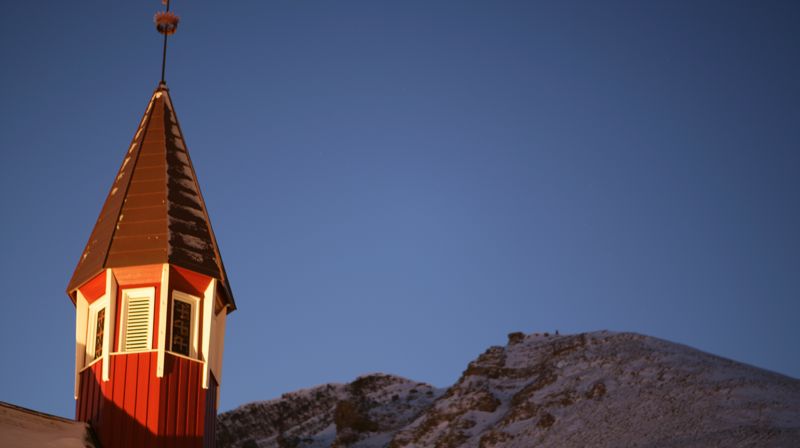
top-left (154, 0), bottom-right (180, 84)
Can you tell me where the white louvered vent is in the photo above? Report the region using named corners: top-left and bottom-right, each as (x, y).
top-left (122, 289), bottom-right (153, 352)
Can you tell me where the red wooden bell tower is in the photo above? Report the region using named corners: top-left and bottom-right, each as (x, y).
top-left (67, 3), bottom-right (235, 447)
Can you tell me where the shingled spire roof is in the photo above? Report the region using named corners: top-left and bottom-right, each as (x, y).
top-left (67, 83), bottom-right (235, 309)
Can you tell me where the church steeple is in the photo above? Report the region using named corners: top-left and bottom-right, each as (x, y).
top-left (68, 3), bottom-right (234, 447)
top-left (67, 84), bottom-right (235, 309)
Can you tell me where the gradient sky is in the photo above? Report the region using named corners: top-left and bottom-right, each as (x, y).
top-left (0, 1), bottom-right (798, 418)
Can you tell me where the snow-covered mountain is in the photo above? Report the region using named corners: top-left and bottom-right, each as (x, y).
top-left (217, 331), bottom-right (800, 448)
top-left (217, 373), bottom-right (442, 448)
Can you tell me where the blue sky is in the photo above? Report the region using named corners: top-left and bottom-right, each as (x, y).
top-left (0, 1), bottom-right (798, 418)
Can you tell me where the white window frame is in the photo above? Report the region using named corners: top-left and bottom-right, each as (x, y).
top-left (85, 296), bottom-right (109, 365)
top-left (118, 287), bottom-right (155, 353)
top-left (171, 291), bottom-right (201, 359)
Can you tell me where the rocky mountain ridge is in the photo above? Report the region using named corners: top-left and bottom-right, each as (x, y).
top-left (217, 331), bottom-right (800, 448)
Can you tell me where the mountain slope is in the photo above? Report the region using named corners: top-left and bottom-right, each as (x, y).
top-left (218, 331), bottom-right (800, 448)
top-left (217, 374), bottom-right (443, 448)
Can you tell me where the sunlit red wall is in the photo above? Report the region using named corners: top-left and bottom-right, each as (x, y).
top-left (77, 353), bottom-right (217, 448)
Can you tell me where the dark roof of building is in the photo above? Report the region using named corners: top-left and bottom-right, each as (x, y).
top-left (0, 401), bottom-right (98, 448)
top-left (67, 83), bottom-right (235, 309)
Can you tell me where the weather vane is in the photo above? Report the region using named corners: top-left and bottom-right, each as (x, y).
top-left (154, 0), bottom-right (180, 84)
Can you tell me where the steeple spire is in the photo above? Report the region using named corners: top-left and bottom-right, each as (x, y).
top-left (155, 0), bottom-right (180, 84)
top-left (66, 85), bottom-right (235, 309)
top-left (67, 4), bottom-right (235, 447)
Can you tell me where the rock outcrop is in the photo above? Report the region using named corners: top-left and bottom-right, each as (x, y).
top-left (218, 374), bottom-right (441, 448)
top-left (218, 331), bottom-right (800, 448)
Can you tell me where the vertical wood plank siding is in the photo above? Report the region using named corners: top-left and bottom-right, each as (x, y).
top-left (204, 375), bottom-right (218, 448)
top-left (77, 352), bottom-right (212, 447)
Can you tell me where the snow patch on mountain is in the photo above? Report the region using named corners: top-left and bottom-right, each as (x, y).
top-left (218, 331), bottom-right (800, 448)
top-left (218, 373), bottom-right (443, 448)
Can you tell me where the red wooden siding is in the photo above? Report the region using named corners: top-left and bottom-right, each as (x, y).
top-left (76, 352), bottom-right (213, 448)
top-left (114, 264), bottom-right (163, 287)
top-left (79, 271), bottom-right (106, 304)
top-left (204, 374), bottom-right (218, 448)
top-left (76, 360), bottom-right (103, 424)
top-left (171, 266), bottom-right (211, 297)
